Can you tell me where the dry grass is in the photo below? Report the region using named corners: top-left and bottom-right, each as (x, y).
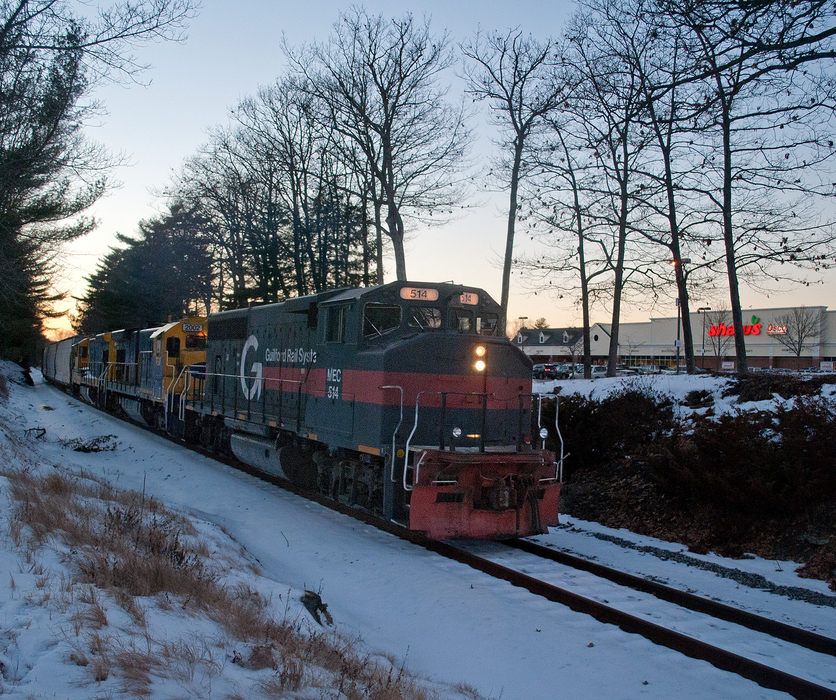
top-left (0, 460), bottom-right (476, 699)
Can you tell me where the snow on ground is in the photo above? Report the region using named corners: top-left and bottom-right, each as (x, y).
top-left (0, 362), bottom-right (834, 699)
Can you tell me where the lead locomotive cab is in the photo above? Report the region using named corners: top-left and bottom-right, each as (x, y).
top-left (188, 281), bottom-right (561, 540)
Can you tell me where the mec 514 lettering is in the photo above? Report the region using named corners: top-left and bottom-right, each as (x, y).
top-left (326, 368), bottom-right (342, 400)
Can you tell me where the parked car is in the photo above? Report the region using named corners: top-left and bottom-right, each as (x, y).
top-left (532, 363), bottom-right (572, 380)
top-left (616, 365), bottom-right (639, 376)
top-left (554, 363), bottom-right (575, 379)
top-left (532, 364), bottom-right (556, 380)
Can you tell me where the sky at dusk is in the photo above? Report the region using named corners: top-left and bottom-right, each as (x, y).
top-left (55, 0), bottom-right (836, 337)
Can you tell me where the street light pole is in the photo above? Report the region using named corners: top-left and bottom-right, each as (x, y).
top-left (675, 297), bottom-right (681, 374)
top-left (670, 258), bottom-right (690, 374)
top-left (697, 307), bottom-right (711, 370)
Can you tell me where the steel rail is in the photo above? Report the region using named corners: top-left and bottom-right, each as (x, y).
top-left (507, 537), bottom-right (836, 658)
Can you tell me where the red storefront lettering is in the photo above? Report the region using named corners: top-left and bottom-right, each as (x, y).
top-left (708, 323), bottom-right (762, 336)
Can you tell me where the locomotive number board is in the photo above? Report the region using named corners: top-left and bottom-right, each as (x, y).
top-left (399, 287), bottom-right (480, 305)
top-left (400, 287), bottom-right (439, 301)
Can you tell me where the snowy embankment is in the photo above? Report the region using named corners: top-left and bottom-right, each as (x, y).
top-left (0, 361), bottom-right (833, 699)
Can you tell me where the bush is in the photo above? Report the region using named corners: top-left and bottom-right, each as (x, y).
top-left (650, 397), bottom-right (836, 519)
top-left (541, 387), bottom-right (675, 479)
top-left (722, 374), bottom-right (833, 402)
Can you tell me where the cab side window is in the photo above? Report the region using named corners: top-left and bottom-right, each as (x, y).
top-left (364, 303), bottom-right (401, 338)
top-left (326, 306), bottom-right (347, 342)
top-left (166, 337), bottom-right (181, 355)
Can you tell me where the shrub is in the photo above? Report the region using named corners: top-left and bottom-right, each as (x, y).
top-left (542, 388), bottom-right (675, 478)
top-left (723, 374), bottom-right (834, 403)
top-left (650, 397), bottom-right (836, 519)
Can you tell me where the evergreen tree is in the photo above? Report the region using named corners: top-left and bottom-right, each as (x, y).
top-left (72, 204), bottom-right (213, 333)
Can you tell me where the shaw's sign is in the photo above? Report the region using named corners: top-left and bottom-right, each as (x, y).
top-left (708, 323), bottom-right (762, 337)
top-left (707, 315), bottom-right (763, 337)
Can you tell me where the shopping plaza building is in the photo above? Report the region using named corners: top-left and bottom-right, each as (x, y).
top-left (514, 305), bottom-right (836, 371)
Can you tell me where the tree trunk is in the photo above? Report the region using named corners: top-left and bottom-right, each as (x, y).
top-left (718, 88), bottom-right (749, 375)
top-left (500, 139), bottom-right (524, 333)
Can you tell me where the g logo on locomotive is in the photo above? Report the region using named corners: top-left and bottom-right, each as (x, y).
top-left (240, 335), bottom-right (263, 401)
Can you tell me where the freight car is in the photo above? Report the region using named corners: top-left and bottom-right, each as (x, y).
top-left (43, 281), bottom-right (562, 540)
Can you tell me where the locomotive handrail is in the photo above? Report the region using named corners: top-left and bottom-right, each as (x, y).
top-left (164, 362), bottom-right (190, 426)
top-left (191, 371), bottom-right (302, 425)
top-left (531, 393), bottom-right (566, 484)
top-left (98, 362), bottom-right (112, 391)
top-left (402, 390), bottom-right (492, 491)
top-left (380, 385), bottom-right (404, 483)
top-left (552, 395), bottom-right (565, 483)
top-left (167, 363), bottom-right (190, 424)
top-left (178, 364), bottom-right (204, 421)
top-left (179, 368), bottom-right (190, 421)
top-left (162, 350), bottom-right (179, 405)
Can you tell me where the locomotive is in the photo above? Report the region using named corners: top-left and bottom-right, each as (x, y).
top-left (42, 281), bottom-right (562, 540)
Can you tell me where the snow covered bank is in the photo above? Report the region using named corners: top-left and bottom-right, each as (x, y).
top-left (0, 362), bottom-right (832, 698)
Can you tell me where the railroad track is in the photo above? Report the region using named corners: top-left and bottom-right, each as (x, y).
top-left (292, 487), bottom-right (836, 700)
top-left (507, 537), bottom-right (836, 657)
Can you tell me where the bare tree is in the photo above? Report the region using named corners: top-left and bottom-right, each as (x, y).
top-left (176, 131), bottom-right (261, 308)
top-left (461, 28), bottom-right (564, 331)
top-left (772, 307), bottom-right (824, 370)
top-left (524, 93), bottom-right (600, 379)
top-left (704, 307), bottom-right (733, 368)
top-left (562, 7), bottom-right (653, 377)
top-left (591, 0), bottom-right (721, 375)
top-left (650, 0), bottom-right (836, 375)
top-left (284, 8), bottom-right (472, 281)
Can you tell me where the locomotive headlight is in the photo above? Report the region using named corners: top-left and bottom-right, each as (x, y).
top-left (474, 345), bottom-right (487, 372)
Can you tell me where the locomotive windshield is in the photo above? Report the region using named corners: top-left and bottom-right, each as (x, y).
top-left (451, 308), bottom-right (473, 332)
top-left (360, 285), bottom-right (500, 339)
top-left (408, 306), bottom-right (442, 329)
top-left (186, 334), bottom-right (206, 350)
top-left (477, 313), bottom-right (499, 336)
